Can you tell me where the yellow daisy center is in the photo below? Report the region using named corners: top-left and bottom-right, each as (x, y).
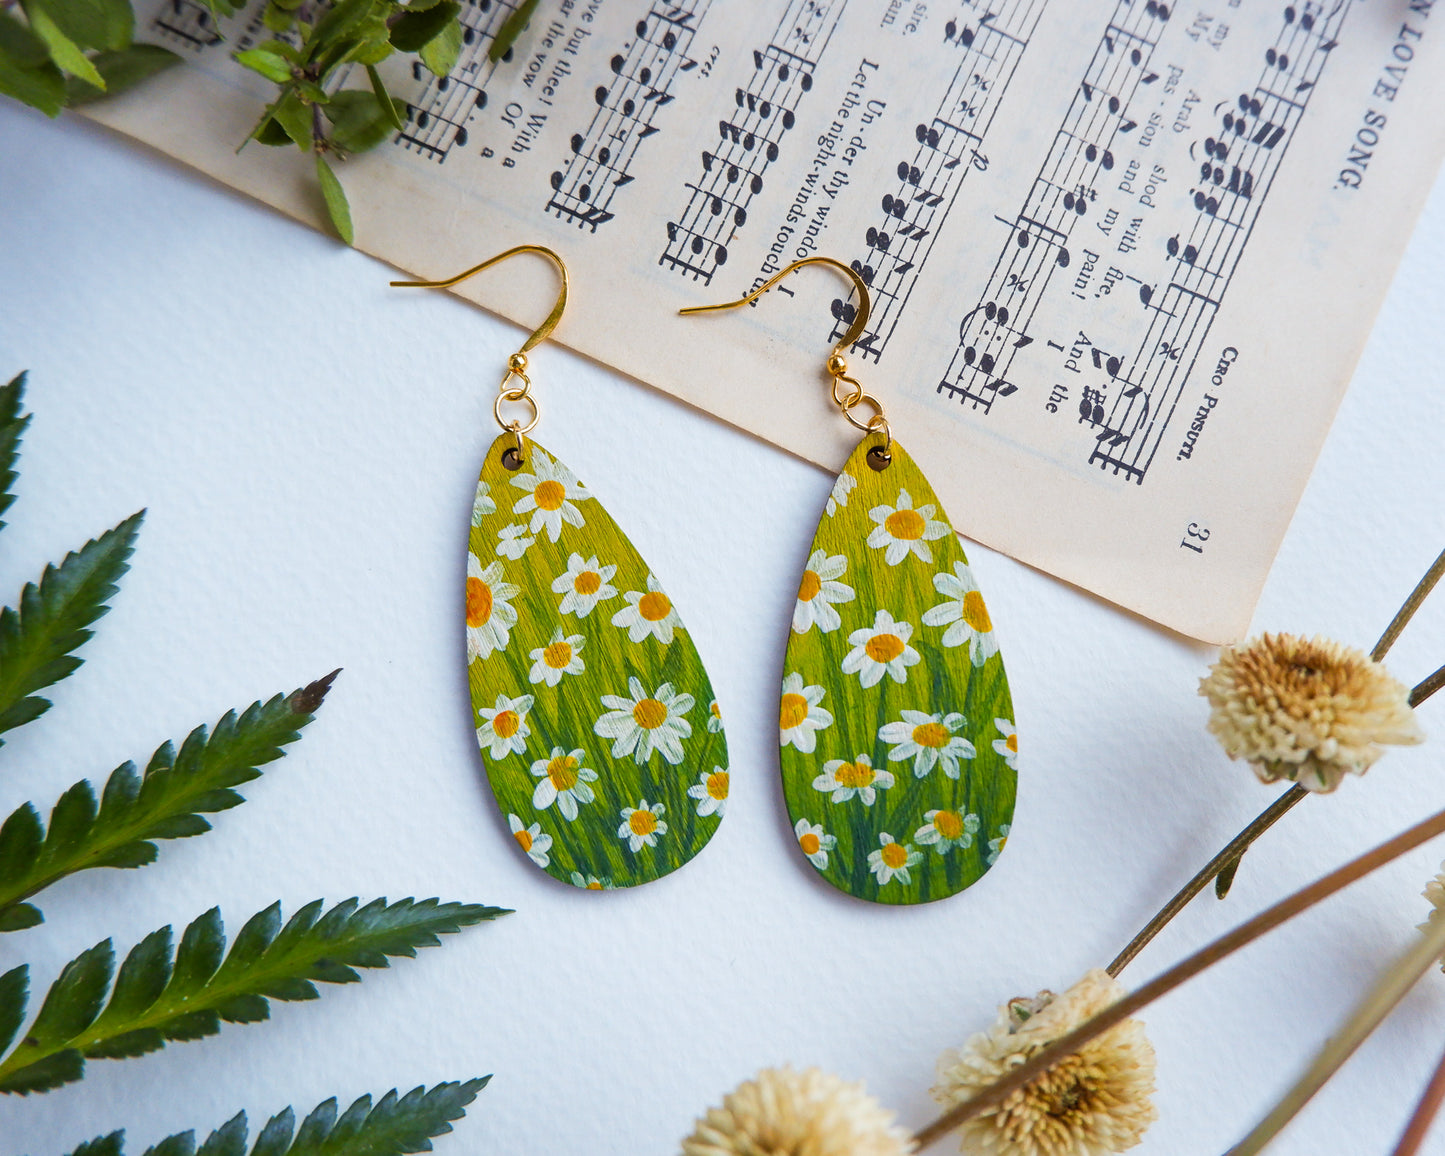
top-left (639, 590), bottom-right (672, 622)
top-left (513, 828), bottom-right (533, 852)
top-left (798, 569), bottom-right (822, 601)
top-left (574, 570), bottom-right (602, 595)
top-left (835, 761), bottom-right (875, 789)
top-left (586, 879), bottom-right (603, 890)
top-left (465, 577), bottom-right (492, 627)
top-left (633, 698), bottom-right (668, 730)
top-left (994, 836), bottom-right (1008, 854)
top-left (710, 701), bottom-right (722, 721)
top-left (534, 478), bottom-right (566, 510)
top-left (706, 771), bottom-right (729, 800)
top-left (628, 809), bottom-right (658, 837)
top-left (547, 755), bottom-right (579, 791)
top-left (1006, 733), bottom-right (1018, 753)
top-left (962, 589), bottom-right (993, 633)
top-left (799, 832), bottom-right (821, 856)
top-left (865, 632), bottom-right (905, 663)
top-left (780, 693), bottom-right (810, 730)
top-left (885, 508), bottom-right (925, 540)
top-left (912, 721), bottom-right (951, 748)
top-left (492, 710), bottom-right (520, 739)
top-left (543, 640), bottom-right (573, 669)
top-left (881, 842), bottom-right (908, 869)
top-left (932, 810), bottom-right (965, 841)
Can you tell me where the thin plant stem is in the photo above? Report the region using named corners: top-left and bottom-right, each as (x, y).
top-left (1105, 785), bottom-right (1306, 976)
top-left (1390, 1041), bottom-right (1445, 1156)
top-left (910, 803), bottom-right (1445, 1152)
top-left (1373, 547), bottom-right (1445, 662)
top-left (1411, 664), bottom-right (1445, 709)
top-left (1226, 911), bottom-right (1445, 1155)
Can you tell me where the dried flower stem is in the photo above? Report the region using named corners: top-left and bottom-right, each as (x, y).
top-left (1411, 664), bottom-right (1445, 710)
top-left (911, 803), bottom-right (1445, 1152)
top-left (1390, 1043), bottom-right (1445, 1156)
top-left (1372, 546), bottom-right (1445, 663)
top-left (1226, 906), bottom-right (1445, 1155)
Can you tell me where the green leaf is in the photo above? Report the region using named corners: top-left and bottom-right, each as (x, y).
top-left (271, 90), bottom-right (313, 150)
top-left (0, 672), bottom-right (339, 929)
top-left (0, 511), bottom-right (143, 742)
top-left (235, 47), bottom-right (292, 82)
top-left (262, 4), bottom-right (294, 34)
top-left (0, 903), bottom-right (41, 931)
top-left (488, 0), bottom-right (537, 61)
top-left (416, 14), bottom-right (459, 77)
top-left (304, 0), bottom-right (371, 57)
top-left (365, 64), bottom-right (402, 131)
top-left (30, 0), bottom-right (132, 51)
top-left (23, 4), bottom-right (106, 89)
top-left (0, 13), bottom-right (67, 114)
top-left (0, 965), bottom-right (28, 1053)
top-left (387, 0), bottom-right (457, 52)
top-left (67, 1130), bottom-right (125, 1156)
top-left (1215, 852), bottom-right (1242, 899)
top-left (198, 0), bottom-right (244, 18)
top-left (315, 156), bottom-right (353, 244)
top-left (253, 116), bottom-right (294, 147)
top-left (0, 898), bottom-right (507, 1093)
top-left (324, 89), bottom-right (400, 155)
top-left (65, 44), bottom-right (180, 105)
top-left (0, 372), bottom-right (30, 530)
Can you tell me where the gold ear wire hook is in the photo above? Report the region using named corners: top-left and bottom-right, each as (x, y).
top-left (679, 256), bottom-right (891, 460)
top-left (391, 245), bottom-right (569, 461)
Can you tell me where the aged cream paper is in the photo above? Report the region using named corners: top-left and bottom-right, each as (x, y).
top-left (82, 0), bottom-right (1445, 640)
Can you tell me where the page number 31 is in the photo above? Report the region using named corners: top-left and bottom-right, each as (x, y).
top-left (1180, 522), bottom-right (1210, 554)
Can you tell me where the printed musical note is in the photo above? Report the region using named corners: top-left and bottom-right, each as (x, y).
top-left (149, 0), bottom-right (223, 50)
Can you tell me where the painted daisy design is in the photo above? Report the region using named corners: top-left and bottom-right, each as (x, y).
top-left (825, 470), bottom-right (856, 517)
top-left (552, 553), bottom-right (618, 619)
top-left (611, 573), bottom-right (683, 644)
top-left (779, 672), bottom-right (834, 753)
top-left (688, 767), bottom-right (729, 817)
top-left (510, 447), bottom-right (591, 541)
top-left (792, 549), bottom-right (855, 634)
top-left (476, 693), bottom-right (533, 760)
top-left (811, 754), bottom-right (894, 805)
top-left (495, 522), bottom-right (535, 560)
top-left (880, 710), bottom-right (977, 779)
top-left (529, 746), bottom-right (598, 820)
top-left (922, 561), bottom-right (1000, 666)
top-left (471, 481), bottom-right (496, 526)
top-left (707, 699), bottom-right (724, 733)
top-left (840, 609), bottom-right (921, 688)
top-left (569, 871), bottom-right (615, 890)
top-left (508, 814), bottom-right (551, 868)
top-left (987, 823), bottom-right (1011, 865)
top-left (868, 832), bottom-right (922, 885)
top-left (992, 718), bottom-right (1019, 769)
top-left (528, 627), bottom-right (586, 687)
top-left (867, 488), bottom-right (951, 565)
top-left (465, 554), bottom-right (520, 662)
top-left (594, 677), bottom-right (694, 765)
top-left (915, 808), bottom-right (980, 855)
top-left (618, 799), bottom-right (667, 851)
top-left (794, 818), bottom-right (836, 869)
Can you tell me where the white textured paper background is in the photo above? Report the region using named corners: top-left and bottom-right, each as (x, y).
top-left (1, 104), bottom-right (1443, 1155)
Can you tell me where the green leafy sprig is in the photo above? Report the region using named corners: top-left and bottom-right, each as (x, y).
top-left (0, 896), bottom-right (508, 1093)
top-left (0, 372), bottom-right (32, 531)
top-left (0, 672), bottom-right (340, 932)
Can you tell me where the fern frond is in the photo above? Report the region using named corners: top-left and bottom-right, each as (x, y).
top-left (0, 512), bottom-right (144, 742)
top-left (0, 372), bottom-right (30, 531)
top-left (0, 898), bottom-right (507, 1094)
top-left (0, 672), bottom-right (341, 930)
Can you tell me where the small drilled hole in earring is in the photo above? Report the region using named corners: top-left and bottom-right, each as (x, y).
top-left (501, 447), bottom-right (525, 471)
top-left (866, 445), bottom-right (892, 472)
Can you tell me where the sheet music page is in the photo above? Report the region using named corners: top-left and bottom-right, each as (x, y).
top-left (80, 0), bottom-right (1445, 641)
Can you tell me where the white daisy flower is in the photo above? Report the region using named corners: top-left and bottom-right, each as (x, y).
top-left (880, 710), bottom-right (977, 779)
top-left (779, 672), bottom-right (834, 753)
top-left (915, 809), bottom-right (980, 854)
top-left (707, 699), bottom-right (724, 733)
top-left (840, 609), bottom-right (921, 688)
top-left (868, 832), bottom-right (922, 885)
top-left (794, 818), bottom-right (836, 868)
top-left (611, 573), bottom-right (683, 644)
top-left (594, 677), bottom-right (694, 765)
top-left (465, 554), bottom-right (520, 662)
top-left (508, 813), bottom-right (551, 867)
top-left (495, 522), bottom-right (535, 560)
top-left (688, 767), bottom-right (729, 817)
top-left (825, 470), bottom-right (856, 516)
top-left (811, 754), bottom-right (894, 804)
top-left (867, 488), bottom-right (951, 565)
top-left (618, 799), bottom-right (667, 851)
top-left (792, 549), bottom-right (855, 634)
top-left (922, 561), bottom-right (1000, 666)
top-left (987, 823), bottom-right (1011, 865)
top-left (476, 693), bottom-right (533, 760)
top-left (471, 480), bottom-right (496, 526)
top-left (528, 627), bottom-right (586, 687)
top-left (529, 746), bottom-right (598, 820)
top-left (510, 446), bottom-right (591, 542)
top-left (551, 553), bottom-right (618, 619)
top-left (992, 718), bottom-right (1019, 769)
top-left (569, 871), bottom-right (615, 890)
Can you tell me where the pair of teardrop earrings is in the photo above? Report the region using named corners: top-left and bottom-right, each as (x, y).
top-left (394, 247), bottom-right (1016, 906)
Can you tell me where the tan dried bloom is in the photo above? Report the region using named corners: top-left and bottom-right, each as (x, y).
top-left (1418, 860), bottom-right (1445, 972)
top-left (1199, 632), bottom-right (1422, 793)
top-left (930, 969), bottom-right (1156, 1156)
top-left (681, 1065), bottom-right (914, 1156)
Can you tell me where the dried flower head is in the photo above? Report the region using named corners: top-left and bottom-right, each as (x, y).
top-left (1199, 632), bottom-right (1423, 793)
top-left (682, 1065), bottom-right (914, 1156)
top-left (1418, 860), bottom-right (1445, 972)
top-left (930, 969), bottom-right (1156, 1156)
